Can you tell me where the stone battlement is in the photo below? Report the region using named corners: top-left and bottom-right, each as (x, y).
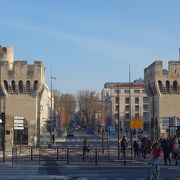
top-left (0, 46), bottom-right (45, 96)
top-left (144, 60), bottom-right (180, 79)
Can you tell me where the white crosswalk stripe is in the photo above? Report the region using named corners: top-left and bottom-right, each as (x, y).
top-left (75, 178), bottom-right (180, 180)
top-left (0, 165), bottom-right (38, 175)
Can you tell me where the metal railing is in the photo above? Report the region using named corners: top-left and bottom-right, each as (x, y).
top-left (9, 145), bottom-right (133, 166)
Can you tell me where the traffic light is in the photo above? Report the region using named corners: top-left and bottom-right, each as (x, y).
top-left (1, 112), bottom-right (5, 126)
top-left (0, 112), bottom-right (5, 151)
top-left (176, 126), bottom-right (180, 137)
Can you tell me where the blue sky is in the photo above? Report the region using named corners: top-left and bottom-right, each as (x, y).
top-left (1, 0), bottom-right (180, 94)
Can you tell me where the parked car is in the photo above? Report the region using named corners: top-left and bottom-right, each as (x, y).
top-left (86, 128), bottom-right (94, 134)
top-left (67, 129), bottom-right (74, 137)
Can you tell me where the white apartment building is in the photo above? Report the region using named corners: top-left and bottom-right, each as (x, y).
top-left (101, 80), bottom-right (150, 135)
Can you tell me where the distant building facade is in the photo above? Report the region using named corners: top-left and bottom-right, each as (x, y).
top-left (0, 46), bottom-right (51, 147)
top-left (144, 61), bottom-right (180, 139)
top-left (101, 80), bottom-right (150, 135)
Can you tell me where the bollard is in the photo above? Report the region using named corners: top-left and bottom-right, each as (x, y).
top-left (3, 146), bottom-right (5, 163)
top-left (15, 147), bottom-right (17, 163)
top-left (95, 149), bottom-right (97, 166)
top-left (67, 148), bottom-right (69, 165)
top-left (123, 149), bottom-right (126, 165)
top-left (39, 147), bottom-right (40, 166)
top-left (12, 147), bottom-right (14, 165)
top-left (102, 129), bottom-right (104, 154)
top-left (56, 147), bottom-right (59, 160)
top-left (108, 147), bottom-right (110, 161)
top-left (31, 146), bottom-right (33, 160)
top-left (82, 148), bottom-right (85, 161)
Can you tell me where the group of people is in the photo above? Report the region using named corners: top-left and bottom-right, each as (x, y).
top-left (133, 135), bottom-right (180, 165)
top-left (83, 134), bottom-right (180, 166)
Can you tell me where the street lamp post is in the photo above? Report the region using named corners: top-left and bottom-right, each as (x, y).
top-left (129, 65), bottom-right (133, 159)
top-left (117, 83), bottom-right (120, 160)
top-left (50, 76), bottom-right (56, 144)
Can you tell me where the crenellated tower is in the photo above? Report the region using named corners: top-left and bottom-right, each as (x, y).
top-left (144, 61), bottom-right (180, 139)
top-left (0, 46), bottom-right (49, 147)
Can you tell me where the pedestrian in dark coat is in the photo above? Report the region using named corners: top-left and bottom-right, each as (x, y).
top-left (133, 140), bottom-right (139, 158)
top-left (161, 138), bottom-right (171, 165)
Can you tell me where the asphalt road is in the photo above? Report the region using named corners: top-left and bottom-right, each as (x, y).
top-left (0, 161), bottom-right (180, 180)
top-left (59, 166), bottom-right (180, 180)
top-left (56, 129), bottom-right (119, 147)
top-left (1, 129), bottom-right (179, 179)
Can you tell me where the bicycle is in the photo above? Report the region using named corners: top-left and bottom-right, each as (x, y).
top-left (147, 158), bottom-right (160, 180)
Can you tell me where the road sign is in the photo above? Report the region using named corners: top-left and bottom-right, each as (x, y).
top-left (14, 126), bottom-right (24, 130)
top-left (14, 116), bottom-right (24, 130)
top-left (14, 119), bottom-right (24, 124)
top-left (130, 118), bottom-right (143, 129)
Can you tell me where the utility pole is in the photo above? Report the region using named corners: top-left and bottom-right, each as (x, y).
top-left (117, 83), bottom-right (120, 160)
top-left (129, 65), bottom-right (133, 159)
top-left (50, 76), bottom-right (56, 144)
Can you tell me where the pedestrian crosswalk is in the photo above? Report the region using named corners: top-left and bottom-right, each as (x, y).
top-left (0, 164), bottom-right (38, 175)
top-left (0, 163), bottom-right (180, 180)
top-left (76, 178), bottom-right (180, 180)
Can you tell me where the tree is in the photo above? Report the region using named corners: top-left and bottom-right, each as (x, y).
top-left (77, 90), bottom-right (101, 128)
top-left (60, 93), bottom-right (76, 127)
top-left (53, 89), bottom-right (61, 113)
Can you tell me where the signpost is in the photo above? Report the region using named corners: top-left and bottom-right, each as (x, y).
top-left (0, 112), bottom-right (5, 163)
top-left (14, 116), bottom-right (24, 153)
top-left (14, 116), bottom-right (24, 130)
top-left (130, 118), bottom-right (143, 129)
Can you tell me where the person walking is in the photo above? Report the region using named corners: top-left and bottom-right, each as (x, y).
top-left (137, 138), bottom-right (142, 159)
top-left (33, 134), bottom-right (37, 147)
top-left (172, 139), bottom-right (180, 165)
top-left (161, 138), bottom-right (172, 165)
top-left (133, 140), bottom-right (139, 159)
top-left (83, 137), bottom-right (89, 154)
top-left (121, 135), bottom-right (128, 164)
top-left (150, 142), bottom-right (162, 179)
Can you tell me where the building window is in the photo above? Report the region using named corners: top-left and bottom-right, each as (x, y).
top-left (134, 90), bottom-right (140, 94)
top-left (124, 90), bottom-right (130, 94)
top-left (135, 105), bottom-right (139, 111)
top-left (19, 80), bottom-right (23, 93)
top-left (114, 89), bottom-right (120, 94)
top-left (12, 80), bottom-right (16, 93)
top-left (125, 105), bottom-right (129, 111)
top-left (125, 113), bottom-right (129, 119)
top-left (106, 92), bottom-right (109, 96)
top-left (143, 97), bottom-right (148, 103)
top-left (26, 81), bottom-right (31, 94)
top-left (143, 104), bottom-right (148, 110)
top-left (115, 97), bottom-right (119, 104)
top-left (166, 80), bottom-right (170, 93)
top-left (4, 80), bottom-right (8, 91)
top-left (158, 80), bottom-right (163, 92)
top-left (115, 105), bottom-right (119, 111)
top-left (143, 112), bottom-right (149, 119)
top-left (115, 113), bottom-right (118, 119)
top-left (34, 80), bottom-right (39, 91)
top-left (173, 80), bottom-right (178, 93)
top-left (125, 97), bottom-right (129, 104)
top-left (135, 97), bottom-right (139, 104)
top-left (135, 113), bottom-right (139, 118)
